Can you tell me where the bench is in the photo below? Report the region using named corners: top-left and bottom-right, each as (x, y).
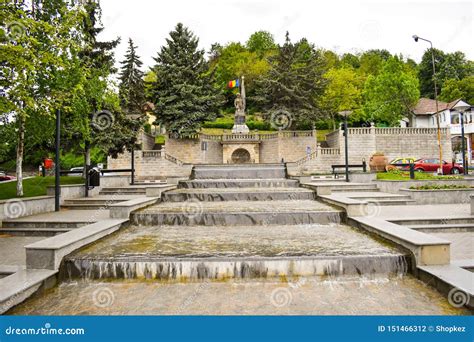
top-left (331, 161), bottom-right (367, 178)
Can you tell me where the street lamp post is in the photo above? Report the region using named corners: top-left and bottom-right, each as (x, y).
top-left (453, 102), bottom-right (471, 175)
top-left (339, 111), bottom-right (352, 182)
top-left (413, 35), bottom-right (444, 175)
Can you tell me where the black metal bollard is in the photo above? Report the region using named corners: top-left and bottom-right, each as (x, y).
top-left (409, 163), bottom-right (415, 179)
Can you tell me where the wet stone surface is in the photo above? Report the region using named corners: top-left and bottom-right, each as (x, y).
top-left (69, 224), bottom-right (399, 259)
top-left (140, 200), bottom-right (338, 213)
top-left (8, 275), bottom-right (470, 315)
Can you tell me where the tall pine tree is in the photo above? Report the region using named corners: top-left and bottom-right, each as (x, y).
top-left (118, 38), bottom-right (145, 114)
top-left (253, 32), bottom-right (327, 129)
top-left (151, 23), bottom-right (221, 136)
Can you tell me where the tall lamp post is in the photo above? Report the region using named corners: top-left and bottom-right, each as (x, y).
top-left (339, 111), bottom-right (352, 182)
top-left (413, 35), bottom-right (444, 174)
top-left (453, 102), bottom-right (471, 175)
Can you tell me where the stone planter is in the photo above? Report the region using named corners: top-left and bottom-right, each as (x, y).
top-left (400, 187), bottom-right (474, 205)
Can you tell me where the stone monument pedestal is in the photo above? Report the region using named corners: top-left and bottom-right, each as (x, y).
top-left (231, 124), bottom-right (250, 134)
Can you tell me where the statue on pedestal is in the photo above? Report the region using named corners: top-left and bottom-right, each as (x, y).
top-left (232, 76), bottom-right (250, 134)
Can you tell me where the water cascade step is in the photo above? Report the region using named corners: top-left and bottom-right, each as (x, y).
top-left (62, 163), bottom-right (410, 282)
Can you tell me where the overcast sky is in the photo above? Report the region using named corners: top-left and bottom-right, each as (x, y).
top-left (99, 0), bottom-right (473, 70)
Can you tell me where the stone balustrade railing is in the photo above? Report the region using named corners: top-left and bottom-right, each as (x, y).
top-left (343, 127), bottom-right (450, 135)
top-left (374, 127), bottom-right (450, 135)
top-left (140, 149), bottom-right (185, 166)
top-left (222, 134), bottom-right (260, 141)
top-left (292, 147), bottom-right (341, 166)
top-left (172, 131), bottom-right (315, 142)
top-left (142, 150), bottom-right (165, 158)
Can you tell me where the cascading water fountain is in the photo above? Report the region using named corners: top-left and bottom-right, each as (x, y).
top-left (8, 164), bottom-right (471, 315)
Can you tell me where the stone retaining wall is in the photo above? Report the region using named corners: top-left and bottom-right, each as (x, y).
top-left (0, 196), bottom-right (55, 222)
top-left (400, 188), bottom-right (474, 205)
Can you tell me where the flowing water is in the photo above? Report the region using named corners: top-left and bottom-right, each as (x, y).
top-left (9, 276), bottom-right (470, 315)
top-left (7, 165), bottom-right (470, 314)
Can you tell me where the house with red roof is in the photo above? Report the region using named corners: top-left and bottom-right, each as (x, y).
top-left (411, 98), bottom-right (473, 162)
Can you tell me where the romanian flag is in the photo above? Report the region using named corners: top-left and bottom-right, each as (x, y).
top-left (228, 79), bottom-right (240, 88)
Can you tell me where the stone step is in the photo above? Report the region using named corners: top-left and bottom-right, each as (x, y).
top-left (99, 189), bottom-right (146, 195)
top-left (364, 199), bottom-right (416, 206)
top-left (62, 223), bottom-right (408, 281)
top-left (162, 188), bottom-right (315, 202)
top-left (0, 227), bottom-right (71, 236)
top-left (340, 192), bottom-right (413, 202)
top-left (1, 220), bottom-right (88, 229)
top-left (100, 187), bottom-right (146, 193)
top-left (132, 210), bottom-right (342, 226)
top-left (331, 185), bottom-right (379, 192)
top-left (63, 198), bottom-right (129, 205)
top-left (178, 179), bottom-right (299, 189)
top-left (406, 223), bottom-right (474, 233)
top-left (61, 204), bottom-right (114, 210)
top-left (191, 164), bottom-right (286, 180)
top-left (389, 217), bottom-right (474, 226)
top-left (63, 254), bottom-right (409, 281)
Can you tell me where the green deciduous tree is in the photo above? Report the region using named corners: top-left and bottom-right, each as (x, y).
top-left (362, 56), bottom-right (420, 126)
top-left (440, 76), bottom-right (474, 104)
top-left (246, 30), bottom-right (276, 57)
top-left (418, 49), bottom-right (472, 99)
top-left (151, 23), bottom-right (222, 135)
top-left (1, 0), bottom-right (85, 196)
top-left (320, 67), bottom-right (364, 129)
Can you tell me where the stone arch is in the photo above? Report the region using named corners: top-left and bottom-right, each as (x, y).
top-left (231, 148), bottom-right (251, 164)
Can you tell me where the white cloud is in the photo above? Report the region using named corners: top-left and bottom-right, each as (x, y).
top-left (99, 0), bottom-right (473, 70)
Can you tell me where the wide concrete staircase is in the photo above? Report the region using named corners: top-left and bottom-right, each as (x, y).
top-left (63, 164), bottom-right (408, 282)
top-left (307, 178), bottom-right (415, 206)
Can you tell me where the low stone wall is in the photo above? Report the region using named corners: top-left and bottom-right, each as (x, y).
top-left (400, 188), bottom-right (474, 205)
top-left (0, 196), bottom-right (55, 222)
top-left (45, 176), bottom-right (129, 203)
top-left (108, 151), bottom-right (192, 180)
top-left (139, 131), bottom-right (155, 150)
top-left (375, 179), bottom-right (474, 194)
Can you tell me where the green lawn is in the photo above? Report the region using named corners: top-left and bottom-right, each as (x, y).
top-left (376, 171), bottom-right (462, 181)
top-left (0, 176), bottom-right (84, 200)
top-left (316, 129), bottom-right (331, 142)
top-left (155, 135), bottom-right (165, 144)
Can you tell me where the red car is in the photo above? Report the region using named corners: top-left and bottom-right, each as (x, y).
top-left (0, 174), bottom-right (16, 182)
top-left (405, 158), bottom-right (464, 174)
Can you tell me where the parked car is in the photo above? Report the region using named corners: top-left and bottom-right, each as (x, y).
top-left (0, 171), bottom-right (16, 182)
top-left (69, 167), bottom-right (84, 176)
top-left (405, 158), bottom-right (464, 174)
top-left (385, 157), bottom-right (416, 171)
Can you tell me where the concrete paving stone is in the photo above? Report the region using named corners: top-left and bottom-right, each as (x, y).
top-left (430, 232), bottom-right (474, 260)
top-left (0, 235), bottom-right (45, 266)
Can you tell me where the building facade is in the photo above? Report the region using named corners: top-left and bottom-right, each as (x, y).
top-left (410, 98), bottom-right (473, 162)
